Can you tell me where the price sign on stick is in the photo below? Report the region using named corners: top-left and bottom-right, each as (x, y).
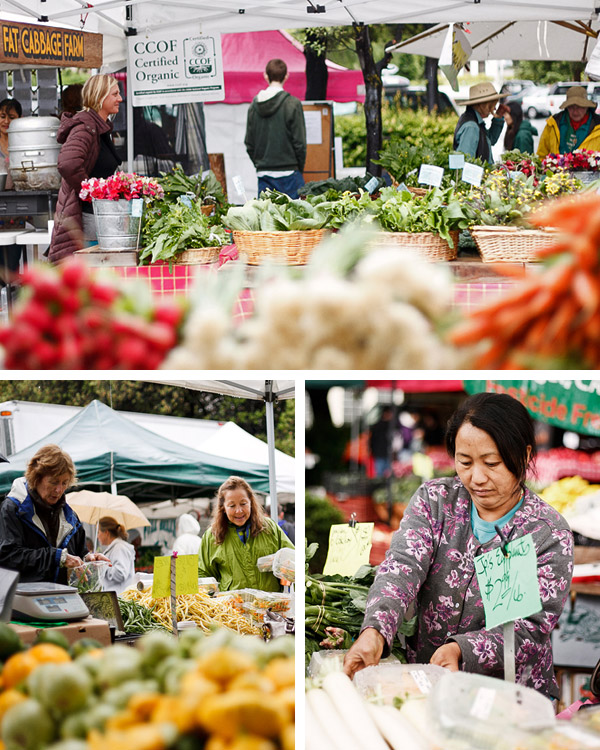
top-left (152, 554), bottom-right (198, 598)
top-left (474, 533), bottom-right (542, 681)
top-left (448, 153), bottom-right (465, 170)
top-left (323, 523), bottom-right (374, 576)
top-left (462, 163), bottom-right (485, 187)
top-left (418, 164), bottom-right (444, 187)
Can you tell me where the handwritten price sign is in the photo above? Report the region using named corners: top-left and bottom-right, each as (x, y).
top-left (474, 533), bottom-right (542, 630)
top-left (323, 523), bottom-right (374, 576)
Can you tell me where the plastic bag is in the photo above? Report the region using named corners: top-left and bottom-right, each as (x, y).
top-left (256, 553), bottom-right (276, 572)
top-left (68, 561), bottom-right (110, 593)
top-left (272, 548), bottom-right (295, 582)
top-left (354, 663), bottom-right (447, 706)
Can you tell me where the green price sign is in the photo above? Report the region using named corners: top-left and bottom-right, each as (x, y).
top-left (474, 533), bottom-right (542, 630)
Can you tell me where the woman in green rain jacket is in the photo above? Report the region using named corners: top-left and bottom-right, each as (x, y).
top-left (198, 476), bottom-right (294, 592)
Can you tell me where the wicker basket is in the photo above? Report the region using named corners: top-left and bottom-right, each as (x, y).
top-left (176, 246), bottom-right (221, 264)
top-left (372, 230), bottom-right (459, 261)
top-left (390, 177), bottom-right (428, 197)
top-left (232, 229), bottom-right (326, 265)
top-left (469, 226), bottom-right (561, 263)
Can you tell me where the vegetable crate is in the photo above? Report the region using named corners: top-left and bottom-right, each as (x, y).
top-left (469, 226), bottom-right (561, 263)
top-left (232, 229), bottom-right (327, 265)
top-left (372, 230), bottom-right (459, 261)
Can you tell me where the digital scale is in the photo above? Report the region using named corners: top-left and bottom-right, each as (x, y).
top-left (11, 582), bottom-right (89, 622)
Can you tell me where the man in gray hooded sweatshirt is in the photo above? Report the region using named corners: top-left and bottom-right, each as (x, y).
top-left (244, 58), bottom-right (307, 198)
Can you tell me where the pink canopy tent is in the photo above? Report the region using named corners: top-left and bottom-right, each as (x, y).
top-left (219, 29), bottom-right (365, 104)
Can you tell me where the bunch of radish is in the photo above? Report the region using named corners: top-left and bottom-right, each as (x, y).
top-left (0, 259), bottom-right (187, 369)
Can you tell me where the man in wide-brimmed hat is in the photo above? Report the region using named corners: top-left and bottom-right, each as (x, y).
top-left (453, 82), bottom-right (510, 162)
top-left (537, 85), bottom-right (600, 159)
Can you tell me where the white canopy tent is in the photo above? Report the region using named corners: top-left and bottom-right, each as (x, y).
top-left (387, 19), bottom-right (600, 62)
top-left (145, 380), bottom-right (295, 521)
top-left (5, 2), bottom-right (600, 71)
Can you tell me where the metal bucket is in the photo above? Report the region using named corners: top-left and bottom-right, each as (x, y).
top-left (92, 198), bottom-right (142, 251)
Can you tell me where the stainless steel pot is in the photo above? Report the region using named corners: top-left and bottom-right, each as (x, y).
top-left (8, 116), bottom-right (61, 191)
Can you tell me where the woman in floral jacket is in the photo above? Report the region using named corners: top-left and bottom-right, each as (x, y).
top-left (344, 392), bottom-right (573, 699)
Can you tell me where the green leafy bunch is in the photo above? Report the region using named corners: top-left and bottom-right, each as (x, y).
top-left (372, 186), bottom-right (468, 245)
top-left (140, 196), bottom-right (229, 264)
top-left (223, 191), bottom-right (341, 231)
top-left (157, 165), bottom-right (228, 215)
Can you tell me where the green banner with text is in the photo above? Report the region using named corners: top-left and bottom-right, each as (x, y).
top-left (463, 380), bottom-right (600, 436)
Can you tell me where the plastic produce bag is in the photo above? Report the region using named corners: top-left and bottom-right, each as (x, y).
top-left (427, 671), bottom-right (556, 749)
top-left (273, 548), bottom-right (295, 582)
top-left (354, 663), bottom-right (447, 707)
top-left (256, 553), bottom-right (276, 572)
top-left (68, 560), bottom-right (110, 593)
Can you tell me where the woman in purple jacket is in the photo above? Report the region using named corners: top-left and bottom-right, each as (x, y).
top-left (344, 392), bottom-right (573, 699)
top-left (49, 74), bottom-right (122, 263)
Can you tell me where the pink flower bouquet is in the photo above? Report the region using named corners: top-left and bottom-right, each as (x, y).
top-left (79, 172), bottom-right (164, 202)
top-left (542, 149), bottom-right (600, 173)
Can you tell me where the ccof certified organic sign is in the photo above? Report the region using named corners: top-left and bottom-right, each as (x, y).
top-left (129, 30), bottom-right (224, 106)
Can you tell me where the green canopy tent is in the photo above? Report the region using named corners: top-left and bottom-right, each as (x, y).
top-left (463, 380), bottom-right (600, 437)
top-left (0, 399), bottom-right (271, 501)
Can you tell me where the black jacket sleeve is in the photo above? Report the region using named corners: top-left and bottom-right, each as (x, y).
top-left (0, 501), bottom-right (60, 581)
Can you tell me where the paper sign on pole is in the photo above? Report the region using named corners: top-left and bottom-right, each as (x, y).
top-left (462, 162), bottom-right (484, 187)
top-left (418, 164), bottom-right (444, 187)
top-left (152, 554), bottom-right (198, 598)
top-left (323, 523), bottom-right (374, 576)
top-left (474, 533), bottom-right (542, 630)
top-left (128, 30), bottom-right (224, 106)
top-left (439, 24), bottom-right (472, 92)
top-left (449, 153), bottom-right (465, 170)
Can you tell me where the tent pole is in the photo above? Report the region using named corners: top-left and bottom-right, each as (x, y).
top-left (265, 381), bottom-right (278, 523)
top-left (126, 38), bottom-right (134, 172)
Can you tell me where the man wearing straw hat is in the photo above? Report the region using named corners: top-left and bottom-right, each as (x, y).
top-left (453, 82), bottom-right (509, 162)
top-left (537, 85), bottom-right (600, 159)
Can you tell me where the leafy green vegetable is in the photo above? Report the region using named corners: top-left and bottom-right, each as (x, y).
top-left (223, 192), bottom-right (339, 232)
top-left (300, 173), bottom-right (385, 197)
top-left (140, 197), bottom-right (228, 265)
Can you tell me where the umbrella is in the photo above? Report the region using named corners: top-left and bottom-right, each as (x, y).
top-left (66, 490), bottom-right (151, 530)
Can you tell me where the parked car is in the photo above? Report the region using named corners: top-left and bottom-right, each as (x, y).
top-left (521, 85), bottom-right (552, 119)
top-left (500, 79), bottom-right (535, 97)
top-left (523, 81), bottom-right (600, 119)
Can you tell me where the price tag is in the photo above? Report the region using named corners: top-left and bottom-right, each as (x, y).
top-left (323, 523), bottom-right (374, 576)
top-left (180, 192), bottom-right (194, 208)
top-left (232, 175), bottom-right (246, 196)
top-left (462, 163), bottom-right (484, 187)
top-left (175, 555), bottom-right (199, 595)
top-left (449, 153), bottom-right (465, 169)
top-left (152, 555), bottom-right (171, 598)
top-left (508, 170), bottom-right (524, 181)
top-left (131, 198), bottom-right (144, 217)
top-left (474, 533), bottom-right (542, 630)
top-left (418, 164), bottom-right (444, 187)
top-left (152, 554), bottom-right (198, 597)
top-left (412, 452), bottom-right (434, 479)
top-left (364, 176), bottom-right (379, 194)
top-left (396, 181), bottom-right (410, 193)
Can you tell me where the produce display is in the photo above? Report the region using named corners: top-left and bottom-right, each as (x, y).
top-left (163, 226), bottom-right (462, 369)
top-left (224, 192), bottom-right (337, 232)
top-left (305, 562), bottom-right (415, 667)
top-left (0, 626), bottom-right (294, 750)
top-left (120, 589), bottom-right (262, 635)
top-left (449, 192), bottom-right (600, 368)
top-left (140, 168), bottom-right (229, 265)
top-left (306, 665), bottom-right (600, 750)
top-left (0, 259), bottom-right (187, 369)
top-left (538, 476), bottom-right (600, 515)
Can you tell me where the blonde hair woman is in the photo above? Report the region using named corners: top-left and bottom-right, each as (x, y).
top-left (198, 476), bottom-right (294, 591)
top-left (0, 444), bottom-right (110, 584)
top-left (49, 73), bottom-right (123, 263)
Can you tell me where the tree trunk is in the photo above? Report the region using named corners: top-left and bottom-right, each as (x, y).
top-left (304, 29), bottom-right (329, 100)
top-left (425, 56), bottom-right (440, 113)
top-left (354, 24), bottom-right (382, 176)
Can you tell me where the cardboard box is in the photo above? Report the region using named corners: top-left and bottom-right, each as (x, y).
top-left (7, 616), bottom-right (111, 647)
